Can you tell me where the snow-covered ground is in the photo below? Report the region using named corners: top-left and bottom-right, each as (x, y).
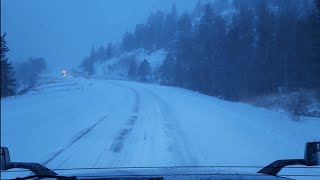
top-left (1, 75), bottom-right (320, 179)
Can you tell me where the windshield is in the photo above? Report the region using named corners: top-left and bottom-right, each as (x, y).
top-left (1, 0), bottom-right (320, 179)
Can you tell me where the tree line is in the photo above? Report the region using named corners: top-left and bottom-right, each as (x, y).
top-left (80, 4), bottom-right (178, 76)
top-left (81, 0), bottom-right (320, 101)
top-left (156, 0), bottom-right (320, 101)
top-left (128, 58), bottom-right (152, 82)
top-left (14, 57), bottom-right (47, 94)
top-left (1, 34), bottom-right (47, 98)
top-left (1, 34), bottom-right (16, 98)
top-left (81, 43), bottom-right (115, 76)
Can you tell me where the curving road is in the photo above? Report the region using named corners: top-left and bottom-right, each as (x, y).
top-left (2, 76), bottom-right (320, 179)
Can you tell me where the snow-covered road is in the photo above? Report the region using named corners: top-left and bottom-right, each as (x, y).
top-left (1, 76), bottom-right (320, 179)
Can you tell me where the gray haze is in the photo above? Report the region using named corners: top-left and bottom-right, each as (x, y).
top-left (1, 0), bottom-right (196, 72)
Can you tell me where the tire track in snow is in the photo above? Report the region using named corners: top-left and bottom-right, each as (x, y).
top-left (109, 86), bottom-right (140, 153)
top-left (91, 82), bottom-right (141, 167)
top-left (43, 115), bottom-right (109, 166)
top-left (94, 81), bottom-right (197, 166)
top-left (139, 86), bottom-right (199, 165)
top-left (108, 81), bottom-right (198, 165)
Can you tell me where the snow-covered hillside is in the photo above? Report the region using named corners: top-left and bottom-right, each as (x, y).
top-left (95, 49), bottom-right (167, 79)
top-left (1, 75), bottom-right (320, 179)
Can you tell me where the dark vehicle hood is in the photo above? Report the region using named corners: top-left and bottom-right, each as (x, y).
top-left (58, 167), bottom-right (293, 180)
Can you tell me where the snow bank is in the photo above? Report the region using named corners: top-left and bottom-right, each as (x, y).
top-left (246, 90), bottom-right (320, 118)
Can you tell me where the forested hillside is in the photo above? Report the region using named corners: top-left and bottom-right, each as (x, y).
top-left (81, 0), bottom-right (320, 101)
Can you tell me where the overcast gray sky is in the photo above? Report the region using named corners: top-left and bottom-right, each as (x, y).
top-left (1, 0), bottom-right (196, 71)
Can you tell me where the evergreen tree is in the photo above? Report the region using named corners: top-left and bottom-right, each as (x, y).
top-left (147, 11), bottom-right (166, 51)
top-left (1, 34), bottom-right (16, 98)
top-left (310, 0), bottom-right (320, 88)
top-left (159, 51), bottom-right (175, 85)
top-left (164, 4), bottom-right (178, 49)
top-left (232, 0), bottom-right (255, 98)
top-left (192, 0), bottom-right (203, 18)
top-left (174, 13), bottom-right (193, 87)
top-left (272, 1), bottom-right (297, 89)
top-left (194, 3), bottom-right (224, 93)
top-left (224, 15), bottom-right (242, 100)
top-left (14, 57), bottom-right (47, 90)
top-left (128, 60), bottom-right (138, 79)
top-left (90, 45), bottom-right (97, 60)
top-left (121, 32), bottom-right (135, 51)
top-left (80, 57), bottom-right (94, 76)
top-left (106, 42), bottom-right (114, 59)
top-left (133, 24), bottom-right (148, 49)
top-left (255, 0), bottom-right (276, 94)
top-left (138, 59), bottom-right (151, 81)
